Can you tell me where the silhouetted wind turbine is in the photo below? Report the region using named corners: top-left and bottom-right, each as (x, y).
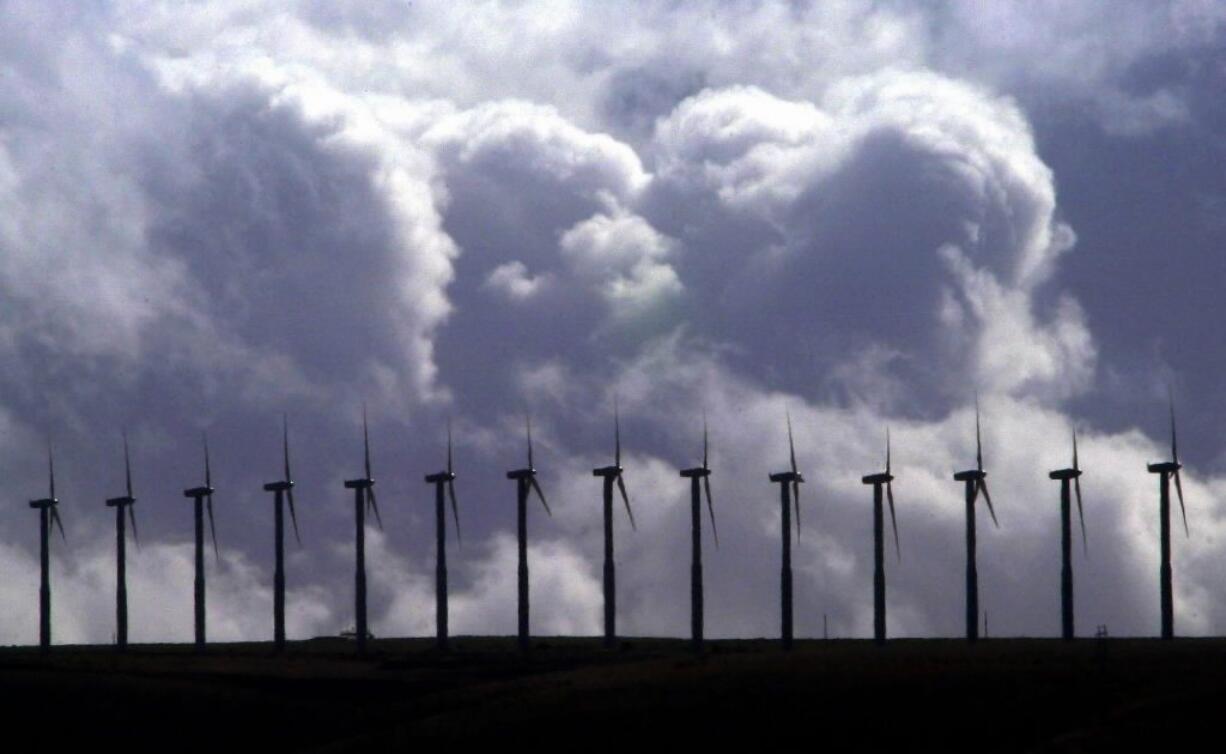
top-left (1147, 392), bottom-right (1189, 640)
top-left (1048, 429), bottom-right (1087, 641)
top-left (29, 442), bottom-right (66, 655)
top-left (861, 429), bottom-right (900, 645)
top-left (105, 432), bottom-right (140, 652)
top-left (679, 413), bottom-right (717, 653)
top-left (506, 416), bottom-right (552, 652)
top-left (344, 406), bottom-right (383, 655)
top-left (952, 400), bottom-right (998, 643)
top-left (768, 413), bottom-right (803, 650)
top-left (592, 400), bottom-right (637, 649)
top-left (262, 415), bottom-right (301, 653)
top-left (182, 432), bottom-right (219, 652)
top-left (425, 420), bottom-right (461, 651)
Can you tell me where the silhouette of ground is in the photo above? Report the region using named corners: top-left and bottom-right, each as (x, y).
top-left (0, 637), bottom-right (1222, 751)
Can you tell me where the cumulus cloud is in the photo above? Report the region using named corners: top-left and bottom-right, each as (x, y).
top-left (0, 0), bottom-right (1220, 648)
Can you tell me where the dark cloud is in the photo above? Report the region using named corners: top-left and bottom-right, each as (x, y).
top-left (0, 1), bottom-right (1221, 645)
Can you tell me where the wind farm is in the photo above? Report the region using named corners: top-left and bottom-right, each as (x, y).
top-left (0, 396), bottom-right (1218, 752)
top-left (4, 0), bottom-right (1222, 748)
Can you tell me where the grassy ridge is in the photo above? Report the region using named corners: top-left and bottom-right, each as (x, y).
top-left (0, 637), bottom-right (1221, 751)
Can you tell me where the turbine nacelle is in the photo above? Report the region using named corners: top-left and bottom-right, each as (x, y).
top-left (506, 468), bottom-right (537, 481)
top-left (263, 480), bottom-right (294, 493)
top-left (953, 469), bottom-right (987, 482)
top-left (343, 478), bottom-right (374, 490)
top-left (106, 496), bottom-right (136, 507)
top-left (424, 471), bottom-right (456, 483)
top-left (679, 467), bottom-right (711, 479)
top-left (1048, 468), bottom-right (1082, 481)
top-left (861, 472), bottom-right (893, 485)
top-left (1147, 461), bottom-right (1182, 475)
top-left (29, 498), bottom-right (58, 509)
top-left (592, 464), bottom-right (623, 478)
top-left (769, 471), bottom-right (804, 484)
top-left (183, 485), bottom-right (214, 498)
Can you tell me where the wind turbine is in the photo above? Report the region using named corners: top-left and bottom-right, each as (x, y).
top-left (767, 413), bottom-right (803, 650)
top-left (105, 432), bottom-right (140, 652)
top-left (679, 413), bottom-right (717, 653)
top-left (262, 415), bottom-right (301, 653)
top-left (424, 420), bottom-right (461, 651)
top-left (29, 442), bottom-right (66, 655)
top-left (505, 416), bottom-right (552, 652)
top-left (861, 429), bottom-right (900, 645)
top-left (591, 400), bottom-right (637, 649)
top-left (952, 400), bottom-right (998, 643)
top-left (343, 406), bottom-right (383, 655)
top-left (182, 432), bottom-right (220, 652)
top-left (1147, 392), bottom-right (1189, 640)
top-left (1048, 429), bottom-right (1087, 641)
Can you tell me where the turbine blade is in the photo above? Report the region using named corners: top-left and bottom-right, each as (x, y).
top-left (702, 409), bottom-right (709, 470)
top-left (367, 488), bottom-right (384, 530)
top-left (980, 479), bottom-right (999, 528)
top-left (1071, 428), bottom-right (1079, 472)
top-left (530, 476), bottom-right (551, 517)
top-left (1174, 469), bottom-right (1188, 538)
top-left (975, 395), bottom-right (984, 472)
top-left (526, 414), bottom-right (534, 469)
top-left (447, 417), bottom-right (454, 475)
top-left (887, 482), bottom-right (900, 561)
top-left (614, 395), bottom-right (621, 468)
top-left (703, 475), bottom-right (718, 548)
top-left (1074, 478), bottom-right (1087, 556)
top-left (1169, 386), bottom-right (1179, 465)
top-left (282, 413), bottom-right (292, 483)
top-left (48, 440), bottom-right (56, 500)
top-left (885, 427), bottom-right (891, 476)
top-left (363, 403), bottom-right (372, 481)
top-left (128, 505), bottom-right (140, 550)
top-left (448, 480), bottom-right (462, 548)
top-left (123, 430), bottom-right (133, 499)
top-left (51, 507), bottom-right (67, 543)
top-left (616, 473), bottom-right (636, 531)
top-left (287, 487), bottom-right (302, 545)
top-left (792, 484), bottom-right (802, 538)
top-left (787, 411), bottom-right (797, 476)
top-left (204, 431), bottom-right (213, 487)
top-left (207, 493), bottom-right (220, 562)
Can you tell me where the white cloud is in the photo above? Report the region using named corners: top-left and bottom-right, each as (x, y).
top-left (0, 0), bottom-right (1220, 648)
top-left (483, 260), bottom-right (550, 301)
top-left (558, 210), bottom-right (682, 316)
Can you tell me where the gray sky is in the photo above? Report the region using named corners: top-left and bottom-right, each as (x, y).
top-left (1, 0), bottom-right (1224, 644)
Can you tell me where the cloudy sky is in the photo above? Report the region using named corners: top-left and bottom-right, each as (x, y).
top-left (1, 0), bottom-right (1224, 645)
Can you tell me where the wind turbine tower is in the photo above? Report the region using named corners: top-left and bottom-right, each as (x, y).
top-left (1047, 429), bottom-right (1087, 640)
top-left (1147, 394), bottom-right (1189, 640)
top-left (105, 433), bottom-right (140, 652)
top-left (29, 443), bottom-right (66, 654)
top-left (261, 415), bottom-right (301, 653)
top-left (182, 432), bottom-right (219, 652)
top-left (505, 417), bottom-right (552, 652)
top-left (424, 421), bottom-right (461, 651)
top-left (343, 406), bottom-right (383, 655)
top-left (591, 400), bottom-right (637, 649)
top-left (951, 401), bottom-right (998, 643)
top-left (767, 414), bottom-right (803, 650)
top-left (861, 429), bottom-right (900, 645)
top-left (678, 414), bottom-right (717, 653)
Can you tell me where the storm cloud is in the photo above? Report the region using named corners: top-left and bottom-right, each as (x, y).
top-left (0, 0), bottom-right (1223, 644)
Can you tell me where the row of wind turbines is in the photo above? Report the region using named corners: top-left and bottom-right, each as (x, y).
top-left (23, 397), bottom-right (1191, 655)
